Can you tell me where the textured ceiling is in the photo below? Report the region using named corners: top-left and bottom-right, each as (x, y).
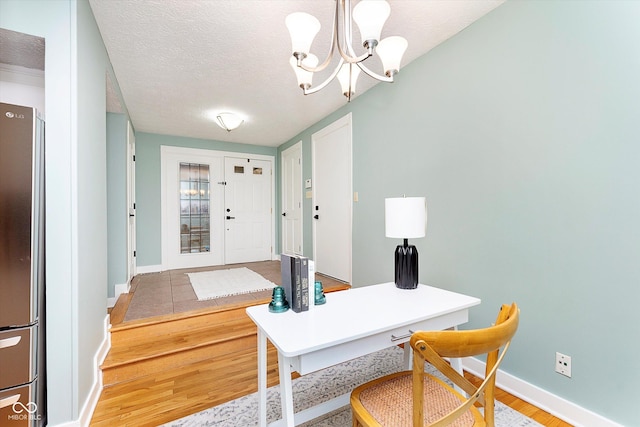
top-left (90, 0), bottom-right (504, 147)
top-left (0, 28), bottom-right (45, 70)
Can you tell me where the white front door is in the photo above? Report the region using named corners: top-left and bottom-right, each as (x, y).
top-left (281, 142), bottom-right (303, 255)
top-left (126, 121), bottom-right (137, 282)
top-left (162, 147), bottom-right (225, 270)
top-left (312, 114), bottom-right (352, 283)
top-left (224, 157), bottom-right (273, 264)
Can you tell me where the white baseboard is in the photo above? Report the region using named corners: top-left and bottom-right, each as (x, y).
top-left (51, 315), bottom-right (110, 427)
top-left (107, 282), bottom-right (131, 308)
top-left (79, 314), bottom-right (110, 426)
top-left (462, 357), bottom-right (623, 427)
top-left (135, 264), bottom-right (162, 274)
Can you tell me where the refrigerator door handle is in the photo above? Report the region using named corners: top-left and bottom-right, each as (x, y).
top-left (0, 336), bottom-right (21, 349)
top-left (0, 394), bottom-right (21, 409)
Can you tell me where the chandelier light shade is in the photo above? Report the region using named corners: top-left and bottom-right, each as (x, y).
top-left (215, 112), bottom-right (244, 132)
top-left (290, 54), bottom-right (319, 89)
top-left (377, 36), bottom-right (408, 76)
top-left (385, 196), bottom-right (427, 289)
top-left (286, 0), bottom-right (408, 102)
top-left (285, 12), bottom-right (321, 56)
top-left (352, 0), bottom-right (390, 49)
top-left (337, 63), bottom-right (361, 97)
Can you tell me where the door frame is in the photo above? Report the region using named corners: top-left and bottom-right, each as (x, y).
top-left (311, 113), bottom-right (353, 284)
top-left (160, 145), bottom-right (275, 270)
top-left (280, 141), bottom-right (303, 255)
top-left (126, 120), bottom-right (136, 283)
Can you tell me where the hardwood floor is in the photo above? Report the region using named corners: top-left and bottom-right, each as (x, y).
top-left (94, 262), bottom-right (572, 426)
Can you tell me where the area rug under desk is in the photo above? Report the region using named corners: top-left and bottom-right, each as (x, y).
top-left (162, 346), bottom-right (542, 427)
top-left (187, 267), bottom-right (277, 301)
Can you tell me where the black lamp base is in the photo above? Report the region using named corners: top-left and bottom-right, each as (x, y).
top-left (394, 239), bottom-right (419, 289)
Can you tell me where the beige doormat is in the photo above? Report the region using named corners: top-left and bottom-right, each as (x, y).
top-left (187, 267), bottom-right (277, 301)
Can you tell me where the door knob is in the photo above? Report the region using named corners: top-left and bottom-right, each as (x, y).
top-left (282, 212), bottom-right (287, 217)
top-left (226, 216), bottom-right (235, 220)
top-left (314, 214), bottom-right (319, 220)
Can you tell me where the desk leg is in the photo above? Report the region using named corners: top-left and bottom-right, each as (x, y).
top-left (257, 328), bottom-right (267, 427)
top-left (403, 344), bottom-right (412, 370)
top-left (277, 352), bottom-right (295, 427)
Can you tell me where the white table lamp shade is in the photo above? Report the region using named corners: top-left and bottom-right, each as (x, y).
top-left (385, 197), bottom-right (427, 239)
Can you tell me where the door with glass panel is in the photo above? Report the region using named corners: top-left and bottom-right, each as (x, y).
top-left (162, 148), bottom-right (224, 270)
top-left (224, 157), bottom-right (272, 264)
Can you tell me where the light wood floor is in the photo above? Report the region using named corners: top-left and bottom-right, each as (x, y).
top-left (96, 261), bottom-right (572, 426)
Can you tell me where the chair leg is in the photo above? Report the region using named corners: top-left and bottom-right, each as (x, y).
top-left (351, 411), bottom-right (360, 427)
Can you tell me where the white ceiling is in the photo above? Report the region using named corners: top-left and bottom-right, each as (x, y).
top-left (89, 0), bottom-right (504, 147)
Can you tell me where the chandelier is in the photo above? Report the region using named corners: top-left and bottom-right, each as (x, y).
top-left (286, 0), bottom-right (408, 101)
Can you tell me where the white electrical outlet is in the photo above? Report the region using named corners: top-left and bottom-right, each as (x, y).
top-left (555, 352), bottom-right (572, 378)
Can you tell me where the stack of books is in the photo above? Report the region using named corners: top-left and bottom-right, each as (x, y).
top-left (281, 254), bottom-right (313, 313)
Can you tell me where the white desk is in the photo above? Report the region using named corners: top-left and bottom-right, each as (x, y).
top-left (246, 282), bottom-right (480, 427)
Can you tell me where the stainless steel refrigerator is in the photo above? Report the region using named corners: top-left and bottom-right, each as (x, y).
top-left (0, 102), bottom-right (46, 427)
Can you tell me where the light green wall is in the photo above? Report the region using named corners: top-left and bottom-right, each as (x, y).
top-left (279, 1), bottom-right (639, 424)
top-left (76, 0), bottom-right (110, 412)
top-left (107, 113), bottom-right (128, 297)
top-left (135, 132), bottom-right (277, 267)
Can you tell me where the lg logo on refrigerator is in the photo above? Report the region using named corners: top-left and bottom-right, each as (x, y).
top-left (5, 111), bottom-right (25, 119)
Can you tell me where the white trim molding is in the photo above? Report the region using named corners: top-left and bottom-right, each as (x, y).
top-left (135, 264), bottom-right (163, 275)
top-left (51, 315), bottom-right (110, 427)
top-left (107, 282), bottom-right (131, 308)
top-left (462, 357), bottom-right (623, 427)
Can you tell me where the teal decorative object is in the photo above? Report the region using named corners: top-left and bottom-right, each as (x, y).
top-left (314, 281), bottom-right (326, 305)
top-left (269, 286), bottom-right (290, 313)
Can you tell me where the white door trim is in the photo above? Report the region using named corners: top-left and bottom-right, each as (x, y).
top-left (160, 145), bottom-right (275, 271)
top-left (126, 121), bottom-right (136, 284)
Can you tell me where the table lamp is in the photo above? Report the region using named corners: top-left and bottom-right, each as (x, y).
top-left (385, 196), bottom-right (427, 289)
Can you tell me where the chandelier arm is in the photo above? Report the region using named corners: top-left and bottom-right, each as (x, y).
top-left (340, 0), bottom-right (372, 64)
top-left (355, 61), bottom-right (394, 83)
top-left (297, 0), bottom-right (340, 73)
top-left (335, 0), bottom-right (372, 64)
top-left (303, 58), bottom-right (345, 95)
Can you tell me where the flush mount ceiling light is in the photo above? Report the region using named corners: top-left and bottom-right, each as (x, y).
top-left (286, 0), bottom-right (408, 102)
top-left (215, 112), bottom-right (244, 132)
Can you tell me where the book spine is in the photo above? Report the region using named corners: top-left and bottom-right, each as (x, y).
top-left (292, 256), bottom-right (302, 312)
top-left (299, 257), bottom-right (309, 312)
top-left (280, 254), bottom-right (293, 306)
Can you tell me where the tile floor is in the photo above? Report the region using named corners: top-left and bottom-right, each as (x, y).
top-left (123, 260), bottom-right (346, 322)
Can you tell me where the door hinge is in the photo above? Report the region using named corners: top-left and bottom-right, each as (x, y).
top-left (133, 251), bottom-right (136, 257)
top-left (133, 155), bottom-right (136, 161)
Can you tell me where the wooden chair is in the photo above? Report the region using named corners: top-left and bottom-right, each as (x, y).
top-left (350, 303), bottom-right (519, 427)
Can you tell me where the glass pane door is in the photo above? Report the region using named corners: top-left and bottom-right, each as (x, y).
top-left (179, 163), bottom-right (210, 253)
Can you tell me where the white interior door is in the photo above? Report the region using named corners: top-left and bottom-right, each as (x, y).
top-left (161, 147), bottom-right (224, 270)
top-left (126, 121), bottom-right (136, 282)
top-left (281, 142), bottom-right (303, 255)
top-left (312, 114), bottom-right (352, 283)
top-left (224, 157), bottom-right (273, 264)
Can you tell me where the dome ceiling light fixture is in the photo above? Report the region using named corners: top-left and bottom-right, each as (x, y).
top-left (215, 112), bottom-right (244, 132)
top-left (286, 0), bottom-right (408, 102)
